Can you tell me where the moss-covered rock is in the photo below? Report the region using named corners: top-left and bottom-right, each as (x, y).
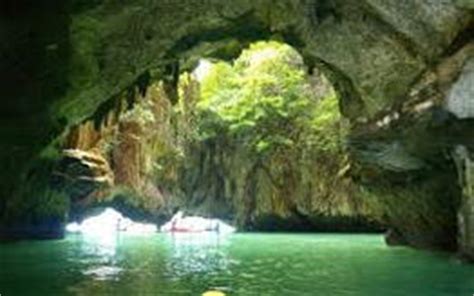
top-left (0, 154), bottom-right (69, 240)
top-left (453, 146), bottom-right (474, 261)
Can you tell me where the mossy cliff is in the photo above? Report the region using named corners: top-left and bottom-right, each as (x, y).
top-left (0, 0), bottom-right (473, 258)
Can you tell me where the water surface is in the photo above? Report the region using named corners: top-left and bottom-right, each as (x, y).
top-left (1, 233), bottom-right (473, 295)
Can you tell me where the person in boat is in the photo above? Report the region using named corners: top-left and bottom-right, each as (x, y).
top-left (161, 211), bottom-right (235, 233)
top-left (169, 211), bottom-right (183, 232)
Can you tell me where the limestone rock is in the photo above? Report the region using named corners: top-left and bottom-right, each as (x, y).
top-left (454, 145), bottom-right (474, 261)
top-left (56, 149), bottom-right (114, 203)
top-left (447, 58), bottom-right (474, 119)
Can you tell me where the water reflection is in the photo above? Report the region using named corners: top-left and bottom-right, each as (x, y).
top-left (70, 231), bottom-right (123, 283)
top-left (82, 265), bottom-right (123, 281)
top-left (67, 208), bottom-right (158, 283)
top-left (79, 231), bottom-right (119, 257)
top-left (164, 233), bottom-right (238, 279)
top-left (2, 234), bottom-right (474, 295)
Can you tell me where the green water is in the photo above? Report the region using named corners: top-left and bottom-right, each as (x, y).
top-left (1, 233), bottom-right (473, 295)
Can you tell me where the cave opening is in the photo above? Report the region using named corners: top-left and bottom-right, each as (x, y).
top-left (61, 40), bottom-right (383, 235)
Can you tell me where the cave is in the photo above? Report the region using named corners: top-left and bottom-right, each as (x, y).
top-left (0, 1), bottom-right (473, 295)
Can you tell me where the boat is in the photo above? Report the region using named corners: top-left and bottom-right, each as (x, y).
top-left (160, 211), bottom-right (236, 234)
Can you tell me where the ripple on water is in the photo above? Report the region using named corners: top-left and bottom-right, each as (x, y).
top-left (1, 233), bottom-right (474, 296)
top-left (82, 265), bottom-right (123, 281)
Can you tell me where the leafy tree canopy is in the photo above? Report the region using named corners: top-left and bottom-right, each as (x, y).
top-left (190, 41), bottom-right (342, 155)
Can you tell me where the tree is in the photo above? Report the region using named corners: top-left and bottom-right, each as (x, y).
top-left (195, 41), bottom-right (341, 157)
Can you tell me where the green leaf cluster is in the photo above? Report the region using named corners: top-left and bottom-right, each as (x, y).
top-left (194, 41), bottom-right (342, 156)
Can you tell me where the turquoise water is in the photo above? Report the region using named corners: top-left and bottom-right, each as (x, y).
top-left (1, 233), bottom-right (473, 295)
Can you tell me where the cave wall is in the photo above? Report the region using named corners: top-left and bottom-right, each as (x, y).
top-left (176, 133), bottom-right (377, 232)
top-left (57, 83), bottom-right (176, 224)
top-left (450, 57), bottom-right (474, 261)
top-left (0, 0), bottom-right (472, 251)
top-left (54, 0), bottom-right (471, 124)
top-left (59, 72), bottom-right (376, 232)
top-left (454, 146), bottom-right (474, 261)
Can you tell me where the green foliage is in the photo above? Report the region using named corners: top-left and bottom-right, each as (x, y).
top-left (195, 41), bottom-right (342, 157)
top-left (121, 99), bottom-right (156, 126)
top-left (112, 41), bottom-right (352, 225)
top-left (308, 92), bottom-right (346, 153)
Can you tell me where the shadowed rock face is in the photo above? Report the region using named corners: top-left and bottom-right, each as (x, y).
top-left (0, 0), bottom-right (472, 255)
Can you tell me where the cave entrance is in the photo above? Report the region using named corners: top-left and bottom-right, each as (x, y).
top-left (62, 40), bottom-right (380, 233)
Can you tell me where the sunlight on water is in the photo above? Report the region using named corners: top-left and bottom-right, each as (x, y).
top-left (164, 233), bottom-right (235, 282)
top-left (1, 234), bottom-right (474, 295)
top-left (66, 208), bottom-right (157, 235)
